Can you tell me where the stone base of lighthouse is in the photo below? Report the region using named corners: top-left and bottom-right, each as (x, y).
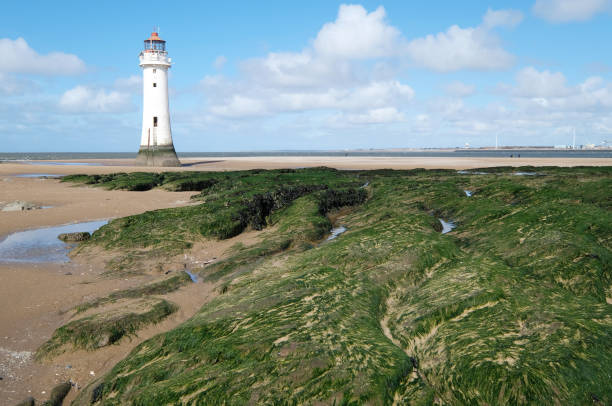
top-left (135, 145), bottom-right (181, 167)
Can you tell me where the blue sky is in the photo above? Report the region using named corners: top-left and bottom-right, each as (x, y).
top-left (1, 0), bottom-right (612, 151)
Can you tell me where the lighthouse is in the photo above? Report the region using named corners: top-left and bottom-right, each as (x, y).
top-left (136, 31), bottom-right (180, 167)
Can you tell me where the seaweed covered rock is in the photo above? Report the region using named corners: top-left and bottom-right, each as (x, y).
top-left (42, 382), bottom-right (71, 406)
top-left (15, 397), bottom-right (35, 406)
top-left (58, 232), bottom-right (91, 242)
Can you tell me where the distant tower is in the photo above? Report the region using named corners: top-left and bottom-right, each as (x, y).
top-left (135, 31), bottom-right (180, 167)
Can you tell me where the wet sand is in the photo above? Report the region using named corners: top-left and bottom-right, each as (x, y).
top-left (4, 155), bottom-right (612, 173)
top-left (0, 157), bottom-right (610, 404)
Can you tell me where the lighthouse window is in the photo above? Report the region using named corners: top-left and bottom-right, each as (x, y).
top-left (153, 117), bottom-right (158, 127)
top-left (153, 83), bottom-right (157, 87)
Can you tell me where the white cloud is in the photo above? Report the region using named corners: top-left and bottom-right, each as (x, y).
top-left (0, 72), bottom-right (38, 95)
top-left (343, 107), bottom-right (406, 124)
top-left (407, 25), bottom-right (514, 72)
top-left (483, 8), bottom-right (524, 28)
top-left (59, 85), bottom-right (133, 113)
top-left (206, 80), bottom-right (414, 118)
top-left (510, 67), bottom-right (612, 112)
top-left (533, 0), bottom-right (610, 22)
top-left (406, 9), bottom-right (521, 72)
top-left (513, 67), bottom-right (570, 97)
top-left (201, 5), bottom-right (415, 121)
top-left (241, 51), bottom-right (354, 88)
top-left (445, 81), bottom-right (476, 97)
top-left (313, 5), bottom-right (401, 59)
top-left (114, 75), bottom-right (142, 92)
top-left (189, 6), bottom-right (604, 148)
top-left (214, 55), bottom-right (227, 70)
top-left (0, 37), bottom-right (85, 75)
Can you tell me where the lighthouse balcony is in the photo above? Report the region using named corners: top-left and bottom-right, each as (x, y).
top-left (139, 52), bottom-right (171, 66)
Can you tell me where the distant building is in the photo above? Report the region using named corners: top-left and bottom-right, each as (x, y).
top-left (135, 31), bottom-right (180, 167)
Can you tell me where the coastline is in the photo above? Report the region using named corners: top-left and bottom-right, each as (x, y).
top-left (0, 158), bottom-right (610, 404)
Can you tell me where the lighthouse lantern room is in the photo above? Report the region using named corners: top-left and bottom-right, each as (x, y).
top-left (135, 31), bottom-right (180, 167)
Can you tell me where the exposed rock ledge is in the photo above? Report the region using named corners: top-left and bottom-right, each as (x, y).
top-left (57, 232), bottom-right (91, 242)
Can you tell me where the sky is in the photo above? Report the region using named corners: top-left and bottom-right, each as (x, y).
top-left (1, 0), bottom-right (612, 152)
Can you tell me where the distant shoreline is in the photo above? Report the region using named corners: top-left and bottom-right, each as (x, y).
top-left (2, 148), bottom-right (612, 161)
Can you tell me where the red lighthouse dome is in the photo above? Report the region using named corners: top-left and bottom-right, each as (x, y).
top-left (144, 32), bottom-right (166, 52)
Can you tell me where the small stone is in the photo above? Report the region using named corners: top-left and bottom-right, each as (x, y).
top-left (90, 370), bottom-right (95, 376)
top-left (64, 272), bottom-right (72, 275)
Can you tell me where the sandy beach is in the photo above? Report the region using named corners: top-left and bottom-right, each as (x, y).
top-left (0, 156), bottom-right (610, 404)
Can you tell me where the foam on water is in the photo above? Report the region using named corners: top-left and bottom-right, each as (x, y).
top-left (0, 220), bottom-right (108, 263)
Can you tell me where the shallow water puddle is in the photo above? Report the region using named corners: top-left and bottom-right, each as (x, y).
top-left (184, 270), bottom-right (199, 283)
top-left (13, 173), bottom-right (65, 178)
top-left (326, 226), bottom-right (347, 241)
top-left (439, 219), bottom-right (456, 234)
top-left (0, 220), bottom-right (108, 263)
top-left (457, 170), bottom-right (489, 175)
top-left (18, 161), bottom-right (102, 166)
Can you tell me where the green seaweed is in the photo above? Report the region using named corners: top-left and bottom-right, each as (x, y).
top-left (64, 166), bottom-right (612, 405)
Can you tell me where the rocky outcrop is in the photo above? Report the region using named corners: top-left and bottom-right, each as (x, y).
top-left (57, 232), bottom-right (91, 242)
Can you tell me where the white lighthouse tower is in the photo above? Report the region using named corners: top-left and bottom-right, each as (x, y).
top-left (136, 31), bottom-right (180, 167)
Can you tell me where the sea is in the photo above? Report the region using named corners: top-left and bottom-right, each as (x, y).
top-left (1, 149), bottom-right (611, 161)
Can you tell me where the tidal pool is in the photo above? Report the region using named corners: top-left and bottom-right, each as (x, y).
top-left (457, 170), bottom-right (489, 175)
top-left (19, 161), bottom-right (102, 166)
top-left (439, 219), bottom-right (456, 234)
top-left (185, 270), bottom-right (199, 283)
top-left (326, 226), bottom-right (347, 241)
top-left (0, 220), bottom-right (108, 263)
top-left (14, 173), bottom-right (65, 178)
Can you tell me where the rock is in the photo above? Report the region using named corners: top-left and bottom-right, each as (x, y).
top-left (1, 201), bottom-right (40, 212)
top-left (57, 232), bottom-right (91, 242)
top-left (90, 382), bottom-right (105, 403)
top-left (43, 381), bottom-right (71, 406)
top-left (15, 397), bottom-right (35, 406)
top-left (96, 334), bottom-right (110, 348)
top-left (64, 272), bottom-right (72, 275)
top-left (432, 221), bottom-right (443, 233)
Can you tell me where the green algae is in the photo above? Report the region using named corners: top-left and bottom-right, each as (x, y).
top-left (62, 166), bottom-right (612, 405)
